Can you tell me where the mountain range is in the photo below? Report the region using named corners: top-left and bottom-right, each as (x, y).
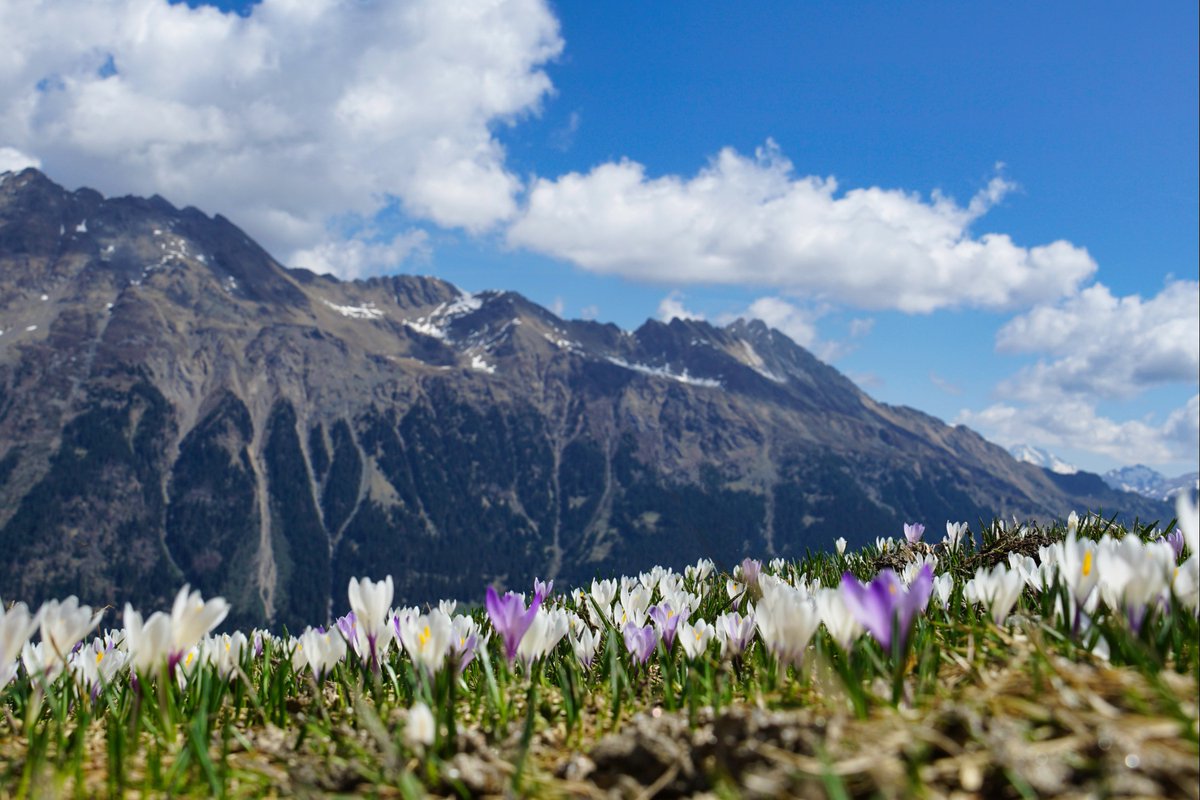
top-left (1009, 446), bottom-right (1198, 504)
top-left (0, 168), bottom-right (1172, 628)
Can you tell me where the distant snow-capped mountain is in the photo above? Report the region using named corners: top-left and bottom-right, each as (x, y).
top-left (1009, 444), bottom-right (1078, 475)
top-left (1102, 465), bottom-right (1200, 503)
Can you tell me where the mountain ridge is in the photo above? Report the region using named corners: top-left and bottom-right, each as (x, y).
top-left (0, 168), bottom-right (1171, 628)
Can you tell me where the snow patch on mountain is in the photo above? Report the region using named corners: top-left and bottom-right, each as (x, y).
top-left (606, 357), bottom-right (722, 388)
top-left (1009, 444), bottom-right (1078, 475)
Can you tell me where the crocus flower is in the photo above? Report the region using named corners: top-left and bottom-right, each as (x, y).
top-left (485, 586), bottom-right (542, 664)
top-left (0, 600), bottom-right (38, 687)
top-left (33, 597), bottom-right (103, 682)
top-left (903, 523), bottom-right (925, 545)
top-left (517, 607), bottom-right (569, 668)
top-left (204, 631), bottom-right (248, 680)
top-left (1165, 529), bottom-right (1185, 560)
top-left (622, 623), bottom-right (657, 665)
top-left (450, 614), bottom-right (481, 674)
top-left (70, 633), bottom-right (125, 699)
top-left (648, 602), bottom-right (682, 650)
top-left (944, 522), bottom-right (968, 551)
top-left (570, 626), bottom-right (600, 669)
top-left (293, 626), bottom-right (347, 681)
top-left (840, 565), bottom-right (933, 652)
top-left (815, 588), bottom-right (861, 650)
top-left (1178, 492), bottom-right (1199, 557)
top-left (1096, 536), bottom-right (1172, 632)
top-left (931, 573), bottom-right (954, 610)
top-left (169, 585), bottom-right (229, 674)
top-left (348, 576), bottom-right (395, 671)
top-left (533, 578), bottom-right (554, 603)
top-left (123, 605), bottom-right (173, 675)
top-left (715, 610), bottom-right (756, 658)
top-left (965, 565), bottom-right (1024, 625)
top-left (755, 582), bottom-right (820, 669)
top-left (678, 619), bottom-right (713, 660)
top-left (739, 558), bottom-right (762, 591)
top-left (835, 537), bottom-right (847, 556)
top-left (397, 609), bottom-right (454, 677)
top-left (405, 701), bottom-right (436, 752)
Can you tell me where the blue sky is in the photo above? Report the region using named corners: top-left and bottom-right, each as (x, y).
top-left (1, 0), bottom-right (1196, 475)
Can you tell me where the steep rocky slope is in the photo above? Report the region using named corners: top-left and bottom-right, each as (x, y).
top-left (0, 169), bottom-right (1169, 628)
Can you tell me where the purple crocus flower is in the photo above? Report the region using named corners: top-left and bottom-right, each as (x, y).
top-left (903, 523), bottom-right (925, 545)
top-left (840, 565), bottom-right (933, 651)
top-left (740, 558), bottom-right (762, 590)
top-left (1166, 529), bottom-right (1185, 560)
top-left (485, 587), bottom-right (542, 664)
top-left (648, 602), bottom-right (682, 650)
top-left (533, 578), bottom-right (554, 603)
top-left (336, 612), bottom-right (357, 649)
top-left (622, 623), bottom-right (658, 665)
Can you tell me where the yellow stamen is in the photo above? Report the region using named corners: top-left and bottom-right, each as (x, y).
top-left (1082, 550), bottom-right (1093, 578)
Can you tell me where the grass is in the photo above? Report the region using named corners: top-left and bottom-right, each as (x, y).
top-left (1, 515), bottom-right (1197, 797)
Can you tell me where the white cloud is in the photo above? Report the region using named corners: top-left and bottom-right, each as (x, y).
top-left (0, 146), bottom-right (39, 173)
top-left (994, 280), bottom-right (1199, 400)
top-left (714, 296), bottom-right (873, 362)
top-left (958, 393), bottom-right (1199, 467)
top-left (290, 230), bottom-right (429, 281)
top-left (507, 141), bottom-right (1096, 313)
top-left (656, 291), bottom-right (705, 322)
top-left (722, 297), bottom-right (820, 351)
top-left (0, 0), bottom-right (562, 275)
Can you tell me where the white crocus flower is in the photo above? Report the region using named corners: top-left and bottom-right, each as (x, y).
top-left (1178, 492), bottom-right (1199, 557)
top-left (570, 625), bottom-right (600, 669)
top-left (170, 586), bottom-right (230, 665)
top-left (902, 555), bottom-right (937, 586)
top-left (0, 600), bottom-right (38, 687)
top-left (835, 537), bottom-right (847, 556)
top-left (755, 582), bottom-right (820, 670)
top-left (815, 588), bottom-right (862, 650)
top-left (965, 565), bottom-right (1024, 625)
top-left (405, 701), bottom-right (436, 752)
top-left (944, 522), bottom-right (968, 551)
top-left (348, 575), bottom-right (395, 669)
top-left (1096, 536), bottom-right (1173, 631)
top-left (1054, 532), bottom-right (1101, 612)
top-left (678, 619), bottom-right (713, 660)
top-left (123, 606), bottom-right (173, 674)
top-left (295, 626), bottom-right (347, 680)
top-left (205, 631), bottom-right (248, 680)
top-left (1171, 554), bottom-right (1199, 613)
top-left (587, 579), bottom-right (618, 627)
top-left (33, 597), bottom-right (103, 681)
top-left (931, 573), bottom-right (954, 609)
top-left (517, 607), bottom-right (569, 668)
top-left (687, 558), bottom-right (715, 584)
top-left (397, 609), bottom-right (454, 677)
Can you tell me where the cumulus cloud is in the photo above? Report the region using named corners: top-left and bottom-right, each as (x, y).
top-left (290, 230), bottom-right (429, 281)
top-left (958, 393), bottom-right (1200, 467)
top-left (0, 0), bottom-right (562, 275)
top-left (994, 280), bottom-right (1200, 400)
top-left (0, 146), bottom-right (39, 174)
top-left (507, 141), bottom-right (1096, 313)
top-left (656, 291), bottom-right (705, 322)
top-left (959, 279), bottom-right (1200, 468)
